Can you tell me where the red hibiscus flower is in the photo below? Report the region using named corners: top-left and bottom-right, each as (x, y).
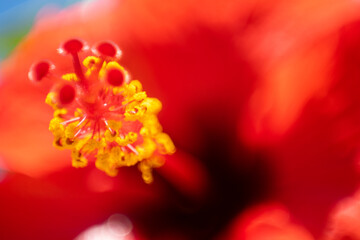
top-left (2, 0), bottom-right (360, 239)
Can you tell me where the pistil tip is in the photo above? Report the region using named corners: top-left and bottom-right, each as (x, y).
top-left (28, 60), bottom-right (54, 82)
top-left (92, 41), bottom-right (122, 59)
top-left (58, 39), bottom-right (87, 55)
top-left (58, 84), bottom-right (76, 105)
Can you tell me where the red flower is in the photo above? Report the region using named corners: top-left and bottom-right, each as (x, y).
top-left (2, 0), bottom-right (360, 239)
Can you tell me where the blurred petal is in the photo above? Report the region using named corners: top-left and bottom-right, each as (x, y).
top-left (324, 187), bottom-right (360, 240)
top-left (157, 151), bottom-right (209, 200)
top-left (240, 0), bottom-right (360, 142)
top-left (232, 0), bottom-right (360, 237)
top-left (0, 167), bottom-right (164, 239)
top-left (217, 204), bottom-right (314, 240)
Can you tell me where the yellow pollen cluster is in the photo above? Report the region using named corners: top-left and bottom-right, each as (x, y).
top-left (47, 55), bottom-right (175, 183)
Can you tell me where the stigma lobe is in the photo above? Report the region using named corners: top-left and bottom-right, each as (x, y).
top-left (106, 68), bottom-right (124, 86)
top-left (28, 60), bottom-right (54, 82)
top-left (59, 39), bottom-right (86, 55)
top-left (59, 84), bottom-right (76, 105)
top-left (92, 41), bottom-right (122, 59)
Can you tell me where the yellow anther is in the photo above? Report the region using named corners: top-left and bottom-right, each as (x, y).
top-left (62, 137), bottom-right (78, 149)
top-left (49, 118), bottom-right (65, 139)
top-left (123, 101), bottom-right (138, 113)
top-left (110, 147), bottom-right (138, 167)
top-left (137, 137), bottom-right (157, 159)
top-left (142, 115), bottom-right (163, 136)
top-left (114, 132), bottom-right (137, 146)
top-left (54, 108), bottom-right (67, 117)
top-left (83, 56), bottom-right (101, 69)
top-left (125, 80), bottom-right (143, 96)
top-left (127, 132), bottom-right (138, 144)
top-left (45, 92), bottom-right (58, 109)
top-left (138, 161), bottom-right (153, 184)
top-left (82, 139), bottom-right (103, 153)
top-left (122, 91), bottom-right (146, 105)
top-left (138, 156), bottom-right (165, 184)
top-left (155, 133), bottom-right (176, 154)
top-left (71, 149), bottom-right (88, 168)
top-left (124, 153), bottom-right (139, 166)
top-left (83, 56), bottom-right (101, 76)
top-left (96, 151), bottom-right (119, 177)
top-left (124, 105), bottom-right (146, 121)
top-left (133, 92), bottom-right (147, 102)
top-left (62, 73), bottom-right (79, 82)
top-left (110, 146), bottom-right (138, 167)
top-left (53, 138), bottom-right (65, 150)
top-left (74, 108), bottom-right (84, 117)
top-left (74, 137), bottom-right (91, 151)
top-left (65, 122), bottom-right (78, 139)
top-left (115, 137), bottom-right (126, 146)
top-left (106, 61), bottom-right (125, 71)
top-left (96, 151), bottom-right (111, 170)
top-left (110, 146), bottom-right (123, 162)
top-left (148, 156), bottom-right (166, 168)
top-left (107, 120), bottom-right (122, 131)
top-left (115, 135), bottom-right (129, 146)
top-left (139, 127), bottom-right (150, 137)
top-left (104, 129), bottom-right (117, 142)
top-left (98, 61), bottom-right (108, 79)
top-left (112, 87), bottom-right (124, 95)
top-left (140, 98), bottom-right (162, 114)
top-left (104, 167), bottom-right (118, 177)
top-left (144, 138), bottom-right (157, 157)
top-left (96, 151), bottom-right (109, 165)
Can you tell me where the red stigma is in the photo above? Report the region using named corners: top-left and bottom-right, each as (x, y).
top-left (106, 68), bottom-right (124, 86)
top-left (59, 39), bottom-right (86, 55)
top-left (59, 84), bottom-right (76, 105)
top-left (59, 39), bottom-right (88, 83)
top-left (93, 41), bottom-right (121, 59)
top-left (28, 61), bottom-right (53, 82)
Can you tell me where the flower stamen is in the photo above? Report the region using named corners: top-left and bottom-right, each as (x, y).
top-left (30, 38), bottom-right (175, 183)
top-left (61, 117), bottom-right (81, 125)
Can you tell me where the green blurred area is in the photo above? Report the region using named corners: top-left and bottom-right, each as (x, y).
top-left (0, 0), bottom-right (81, 62)
top-left (0, 27), bottom-right (30, 60)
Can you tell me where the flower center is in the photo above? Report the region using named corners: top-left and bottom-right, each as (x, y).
top-left (29, 38), bottom-right (175, 183)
